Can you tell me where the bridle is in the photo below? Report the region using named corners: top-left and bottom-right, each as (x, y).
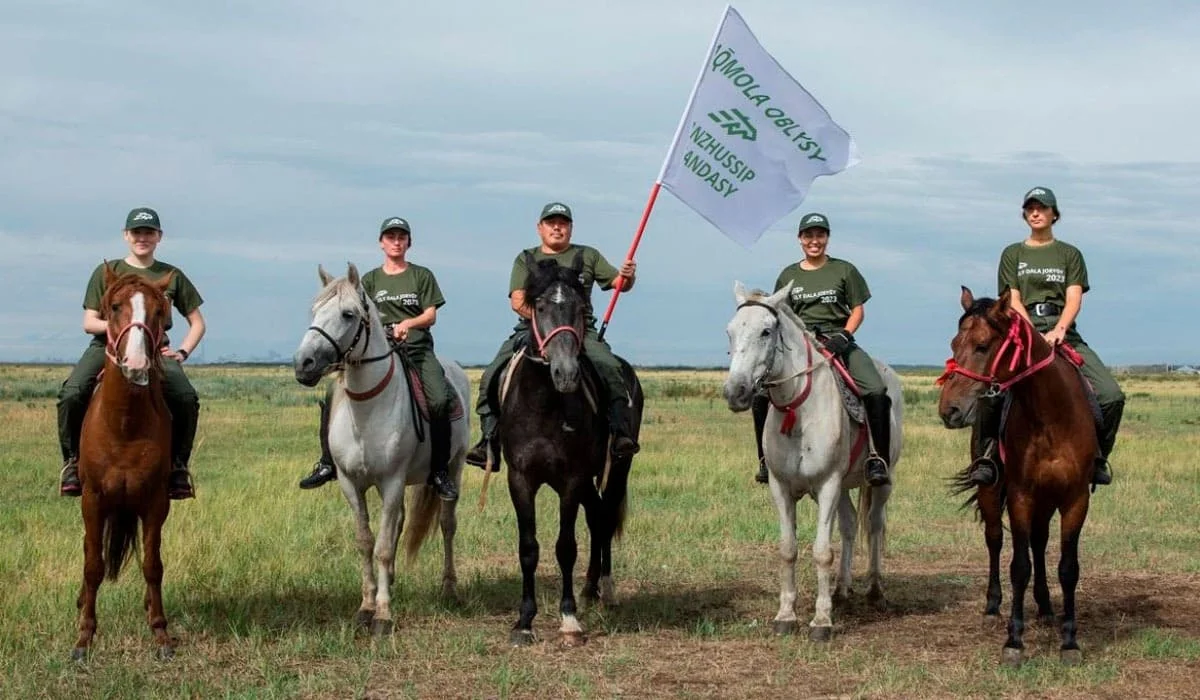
top-left (105, 319), bottom-right (163, 368)
top-left (936, 310), bottom-right (1056, 396)
top-left (529, 283), bottom-right (584, 361)
top-left (306, 285), bottom-right (396, 401)
top-left (735, 300), bottom-right (821, 435)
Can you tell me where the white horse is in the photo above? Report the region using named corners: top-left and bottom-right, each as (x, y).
top-left (293, 263), bottom-right (469, 635)
top-left (723, 281), bottom-right (903, 641)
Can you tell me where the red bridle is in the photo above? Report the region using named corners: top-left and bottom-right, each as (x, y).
top-left (530, 307), bottom-right (583, 359)
top-left (105, 320), bottom-right (162, 367)
top-left (936, 311), bottom-right (1056, 393)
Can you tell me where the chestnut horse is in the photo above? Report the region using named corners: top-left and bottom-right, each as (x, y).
top-left (73, 266), bottom-right (176, 661)
top-left (937, 287), bottom-right (1096, 667)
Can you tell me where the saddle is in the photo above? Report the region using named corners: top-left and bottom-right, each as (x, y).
top-left (997, 343), bottom-right (1102, 456)
top-left (394, 347), bottom-right (465, 424)
top-left (489, 348), bottom-right (605, 418)
top-left (817, 348), bottom-right (867, 425)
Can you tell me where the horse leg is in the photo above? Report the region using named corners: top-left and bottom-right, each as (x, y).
top-left (438, 489), bottom-right (459, 601)
top-left (865, 484), bottom-right (890, 610)
top-left (1058, 494), bottom-right (1089, 665)
top-left (141, 499), bottom-right (173, 659)
top-left (979, 485), bottom-right (1005, 619)
top-left (508, 472), bottom-right (539, 646)
top-left (588, 465), bottom-right (628, 606)
top-left (1003, 495), bottom-right (1033, 666)
top-left (833, 489), bottom-right (856, 606)
top-left (556, 486), bottom-right (586, 647)
top-left (370, 480), bottom-right (407, 636)
top-left (339, 481), bottom-right (377, 631)
top-left (72, 493), bottom-right (104, 661)
top-left (768, 479), bottom-right (799, 636)
top-left (808, 478), bottom-right (841, 642)
top-left (1030, 505), bottom-right (1055, 623)
top-left (582, 489), bottom-right (605, 603)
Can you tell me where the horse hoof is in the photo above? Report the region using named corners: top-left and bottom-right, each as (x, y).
top-left (371, 619), bottom-right (394, 637)
top-left (156, 645), bottom-right (175, 661)
top-left (71, 647), bottom-right (88, 663)
top-left (832, 591), bottom-right (850, 608)
top-left (867, 589), bottom-right (887, 612)
top-left (1001, 647), bottom-right (1023, 667)
top-left (772, 620), bottom-right (798, 636)
top-left (355, 609), bottom-right (375, 631)
top-left (982, 614), bottom-right (1003, 629)
top-left (808, 626), bottom-right (833, 643)
top-left (509, 629), bottom-right (536, 647)
top-left (1061, 648), bottom-right (1082, 666)
top-left (560, 631), bottom-right (587, 648)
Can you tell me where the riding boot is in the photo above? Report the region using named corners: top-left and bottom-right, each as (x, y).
top-left (299, 398), bottom-right (337, 489)
top-left (862, 393), bottom-right (892, 487)
top-left (1093, 398), bottom-right (1123, 487)
top-left (967, 392), bottom-right (1005, 486)
top-left (168, 458), bottom-right (195, 500)
top-left (427, 413), bottom-right (458, 502)
top-left (60, 456), bottom-right (81, 497)
top-left (608, 399), bottom-right (640, 458)
top-left (465, 413), bottom-right (500, 471)
top-left (752, 392), bottom-right (769, 484)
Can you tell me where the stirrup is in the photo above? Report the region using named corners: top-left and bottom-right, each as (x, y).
top-left (755, 457), bottom-right (769, 484)
top-left (168, 468), bottom-right (195, 500)
top-left (967, 457), bottom-right (999, 487)
top-left (865, 455), bottom-right (891, 486)
top-left (299, 460), bottom-right (336, 489)
top-left (1092, 459), bottom-right (1112, 486)
top-left (60, 460), bottom-right (82, 496)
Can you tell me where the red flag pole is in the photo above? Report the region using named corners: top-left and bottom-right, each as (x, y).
top-left (597, 181), bottom-right (662, 342)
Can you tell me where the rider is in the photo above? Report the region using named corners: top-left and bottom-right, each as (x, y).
top-left (465, 202), bottom-right (638, 468)
top-left (751, 212), bottom-right (892, 488)
top-left (297, 216), bottom-right (459, 501)
top-left (58, 206), bottom-right (205, 500)
top-left (965, 186), bottom-right (1121, 487)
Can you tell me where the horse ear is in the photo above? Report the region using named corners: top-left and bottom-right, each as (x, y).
top-left (959, 285), bottom-right (974, 312)
top-left (153, 270), bottom-right (174, 293)
top-left (996, 286), bottom-right (1014, 313)
top-left (766, 280), bottom-right (792, 308)
top-left (347, 262), bottom-right (360, 287)
top-left (318, 264), bottom-right (333, 287)
top-left (572, 250), bottom-right (584, 274)
top-left (733, 280), bottom-right (748, 305)
top-left (103, 259), bottom-right (118, 286)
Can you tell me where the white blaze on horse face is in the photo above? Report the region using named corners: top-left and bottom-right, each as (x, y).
top-left (550, 284), bottom-right (566, 306)
top-left (124, 292), bottom-right (150, 372)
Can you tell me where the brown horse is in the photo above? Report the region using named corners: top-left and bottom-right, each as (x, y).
top-left (937, 287), bottom-right (1096, 667)
top-left (73, 265), bottom-right (176, 661)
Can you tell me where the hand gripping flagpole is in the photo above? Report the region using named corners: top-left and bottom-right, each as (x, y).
top-left (596, 6), bottom-right (727, 343)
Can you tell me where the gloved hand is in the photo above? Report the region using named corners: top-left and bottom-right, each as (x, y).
top-left (821, 330), bottom-right (855, 357)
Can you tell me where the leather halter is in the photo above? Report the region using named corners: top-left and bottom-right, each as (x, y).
top-left (307, 286), bottom-right (396, 401)
top-left (529, 285), bottom-right (584, 360)
top-left (936, 310), bottom-right (1057, 394)
top-left (736, 300), bottom-right (819, 436)
top-left (105, 321), bottom-right (162, 367)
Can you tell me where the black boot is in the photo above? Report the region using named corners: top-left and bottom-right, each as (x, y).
top-left (608, 399), bottom-right (640, 458)
top-left (168, 458), bottom-right (194, 500)
top-left (300, 398), bottom-right (337, 489)
top-left (862, 393), bottom-right (892, 487)
top-left (967, 393), bottom-right (1005, 486)
top-left (428, 413), bottom-right (458, 502)
top-left (60, 456), bottom-right (81, 497)
top-left (1093, 398), bottom-right (1123, 487)
top-left (465, 414), bottom-right (500, 471)
top-left (752, 392), bottom-right (769, 484)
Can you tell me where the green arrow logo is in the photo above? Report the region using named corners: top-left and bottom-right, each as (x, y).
top-left (708, 108), bottom-right (757, 141)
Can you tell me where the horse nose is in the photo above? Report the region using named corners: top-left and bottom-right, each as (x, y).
top-left (941, 406), bottom-right (962, 429)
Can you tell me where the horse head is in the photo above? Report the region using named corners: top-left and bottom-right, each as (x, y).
top-left (100, 263), bottom-right (173, 387)
top-left (294, 262), bottom-right (379, 386)
top-left (723, 280), bottom-right (798, 411)
top-left (522, 253), bottom-right (587, 393)
top-left (937, 285), bottom-right (1049, 428)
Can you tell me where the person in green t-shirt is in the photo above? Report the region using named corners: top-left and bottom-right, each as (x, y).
top-left (464, 202), bottom-right (639, 469)
top-left (57, 207), bottom-right (206, 500)
top-left (964, 186), bottom-right (1122, 488)
top-left (297, 216), bottom-right (458, 501)
top-left (750, 212), bottom-right (893, 488)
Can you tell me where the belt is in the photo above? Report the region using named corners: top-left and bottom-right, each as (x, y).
top-left (1027, 302), bottom-right (1062, 317)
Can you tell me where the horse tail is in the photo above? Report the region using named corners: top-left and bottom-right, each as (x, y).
top-left (947, 468), bottom-right (1008, 521)
top-left (402, 485), bottom-right (442, 564)
top-left (103, 508), bottom-right (140, 581)
top-left (613, 495), bottom-right (628, 540)
top-left (855, 485), bottom-right (873, 555)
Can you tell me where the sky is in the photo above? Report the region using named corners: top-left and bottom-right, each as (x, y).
top-left (2, 0), bottom-right (1198, 367)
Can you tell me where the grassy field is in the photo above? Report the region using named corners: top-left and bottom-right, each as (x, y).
top-left (1, 364), bottom-right (1198, 699)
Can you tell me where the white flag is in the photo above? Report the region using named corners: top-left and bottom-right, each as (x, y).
top-left (658, 5), bottom-right (860, 248)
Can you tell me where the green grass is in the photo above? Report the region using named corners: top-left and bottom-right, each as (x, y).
top-left (1, 365), bottom-right (1198, 698)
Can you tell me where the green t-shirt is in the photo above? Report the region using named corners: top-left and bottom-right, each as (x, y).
top-left (82, 260), bottom-right (203, 338)
top-left (773, 258), bottom-right (871, 331)
top-left (361, 264), bottom-right (445, 349)
top-left (508, 245), bottom-right (619, 329)
top-left (997, 239), bottom-right (1090, 310)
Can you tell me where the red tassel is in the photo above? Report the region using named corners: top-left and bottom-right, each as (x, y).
top-left (780, 408), bottom-right (797, 436)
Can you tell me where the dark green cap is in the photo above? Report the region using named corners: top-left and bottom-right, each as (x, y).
top-left (539, 202), bottom-right (573, 221)
top-left (125, 207), bottom-right (161, 230)
top-left (797, 212), bottom-right (830, 233)
top-left (379, 216), bottom-right (411, 235)
top-left (1022, 186), bottom-right (1057, 208)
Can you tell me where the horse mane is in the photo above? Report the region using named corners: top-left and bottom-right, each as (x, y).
top-left (521, 258), bottom-right (588, 311)
top-left (312, 276), bottom-right (368, 317)
top-left (744, 287), bottom-right (822, 346)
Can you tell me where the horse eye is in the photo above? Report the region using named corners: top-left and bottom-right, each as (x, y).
top-left (111, 303), bottom-right (120, 313)
top-left (975, 344), bottom-right (989, 354)
top-left (341, 310), bottom-right (356, 320)
top-left (760, 328), bottom-right (771, 338)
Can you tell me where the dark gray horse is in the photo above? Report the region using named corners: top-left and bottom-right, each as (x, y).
top-left (500, 256), bottom-right (643, 646)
